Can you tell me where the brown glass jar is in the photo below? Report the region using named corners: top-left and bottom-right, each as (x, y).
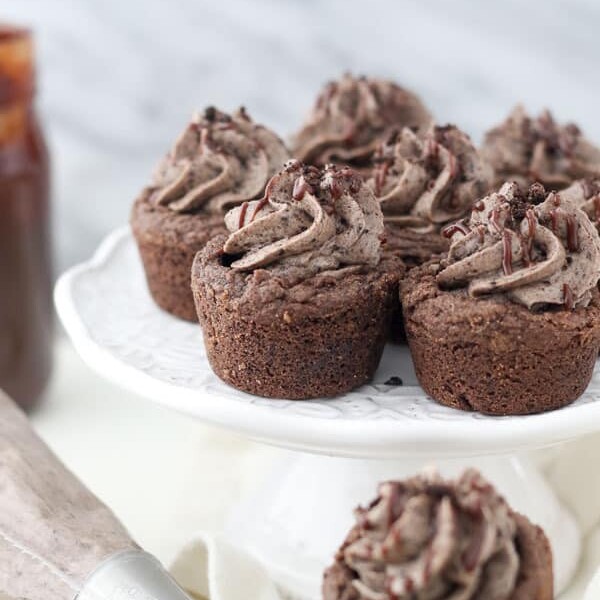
top-left (0, 25), bottom-right (52, 411)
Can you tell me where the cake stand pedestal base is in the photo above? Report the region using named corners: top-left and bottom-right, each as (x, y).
top-left (226, 451), bottom-right (579, 600)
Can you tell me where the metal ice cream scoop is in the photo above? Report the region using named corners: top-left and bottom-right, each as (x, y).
top-left (77, 551), bottom-right (191, 600)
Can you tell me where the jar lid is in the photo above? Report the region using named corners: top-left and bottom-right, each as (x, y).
top-left (0, 24), bottom-right (34, 106)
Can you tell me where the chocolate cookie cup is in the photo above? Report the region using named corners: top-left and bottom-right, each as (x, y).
top-left (482, 105), bottom-right (600, 190)
top-left (292, 74), bottom-right (432, 173)
top-left (323, 469), bottom-right (553, 600)
top-left (367, 125), bottom-right (494, 267)
top-left (131, 106), bottom-right (289, 320)
top-left (402, 182), bottom-right (600, 415)
top-left (191, 161), bottom-right (403, 399)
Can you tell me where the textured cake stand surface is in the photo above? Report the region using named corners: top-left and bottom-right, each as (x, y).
top-left (55, 227), bottom-right (593, 597)
top-left (55, 227), bottom-right (600, 459)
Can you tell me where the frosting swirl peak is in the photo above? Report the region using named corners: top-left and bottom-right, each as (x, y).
top-left (151, 106), bottom-right (289, 213)
top-left (222, 160), bottom-right (384, 278)
top-left (482, 106), bottom-right (600, 190)
top-left (292, 74), bottom-right (432, 170)
top-left (437, 182), bottom-right (600, 310)
top-left (368, 125), bottom-right (494, 228)
top-left (323, 469), bottom-right (520, 600)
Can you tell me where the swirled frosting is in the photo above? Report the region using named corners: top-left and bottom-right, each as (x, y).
top-left (482, 106), bottom-right (600, 190)
top-left (222, 160), bottom-right (384, 278)
top-left (560, 178), bottom-right (600, 230)
top-left (150, 106), bottom-right (289, 213)
top-left (292, 74), bottom-right (432, 169)
top-left (367, 126), bottom-right (495, 229)
top-left (437, 182), bottom-right (600, 310)
top-left (324, 469), bottom-right (520, 600)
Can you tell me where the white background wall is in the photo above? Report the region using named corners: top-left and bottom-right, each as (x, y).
top-left (5, 0), bottom-right (600, 274)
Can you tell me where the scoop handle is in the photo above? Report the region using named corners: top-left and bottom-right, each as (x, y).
top-left (77, 550), bottom-right (193, 600)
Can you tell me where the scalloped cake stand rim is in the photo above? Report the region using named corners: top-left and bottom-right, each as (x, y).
top-left (54, 227), bottom-right (600, 458)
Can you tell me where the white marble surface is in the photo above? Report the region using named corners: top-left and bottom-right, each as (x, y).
top-left (5, 0), bottom-right (600, 273)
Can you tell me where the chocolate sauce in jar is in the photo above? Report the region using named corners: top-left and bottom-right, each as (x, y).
top-left (0, 26), bottom-right (52, 411)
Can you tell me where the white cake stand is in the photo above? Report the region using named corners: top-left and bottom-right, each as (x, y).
top-left (55, 227), bottom-right (600, 598)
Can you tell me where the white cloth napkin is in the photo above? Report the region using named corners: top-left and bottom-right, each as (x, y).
top-left (168, 434), bottom-right (600, 600)
top-left (171, 534), bottom-right (279, 600)
top-left (543, 434), bottom-right (600, 600)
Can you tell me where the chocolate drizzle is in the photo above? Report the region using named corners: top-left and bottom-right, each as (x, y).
top-left (367, 125), bottom-right (495, 230)
top-left (563, 283), bottom-right (574, 311)
top-left (238, 201), bottom-right (249, 229)
top-left (549, 207), bottom-right (579, 252)
top-left (374, 161), bottom-right (390, 196)
top-left (329, 177), bottom-right (343, 200)
top-left (441, 222), bottom-right (470, 239)
top-left (526, 209), bottom-right (537, 238)
top-left (462, 517), bottom-right (486, 572)
top-left (292, 176), bottom-right (311, 201)
top-left (502, 230), bottom-right (513, 275)
top-left (489, 207), bottom-right (503, 234)
top-left (328, 469), bottom-right (520, 600)
top-left (150, 106), bottom-right (289, 215)
top-left (250, 196), bottom-right (269, 223)
top-left (437, 182), bottom-right (600, 311)
top-left (292, 74), bottom-right (432, 169)
top-left (566, 215), bottom-right (579, 252)
top-left (221, 161), bottom-right (384, 278)
top-left (560, 179), bottom-right (600, 232)
top-left (482, 105), bottom-right (600, 189)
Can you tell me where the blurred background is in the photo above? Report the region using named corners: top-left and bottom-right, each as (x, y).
top-left (5, 0), bottom-right (600, 275)
top-left (3, 3), bottom-right (600, 595)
